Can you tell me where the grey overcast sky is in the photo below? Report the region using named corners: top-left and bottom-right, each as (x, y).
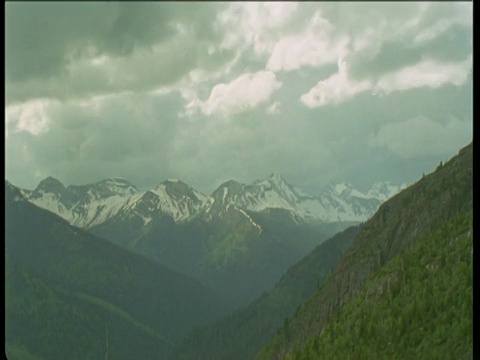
top-left (5, 2), bottom-right (473, 195)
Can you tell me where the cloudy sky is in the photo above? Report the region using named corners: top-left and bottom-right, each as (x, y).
top-left (5, 2), bottom-right (473, 195)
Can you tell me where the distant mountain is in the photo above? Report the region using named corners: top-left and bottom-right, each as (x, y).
top-left (22, 177), bottom-right (209, 228)
top-left (206, 174), bottom-right (406, 223)
top-left (18, 174), bottom-right (405, 307)
top-left (22, 174), bottom-right (405, 229)
top-left (170, 226), bottom-right (360, 360)
top-left (258, 142), bottom-right (473, 359)
top-left (5, 182), bottom-right (231, 359)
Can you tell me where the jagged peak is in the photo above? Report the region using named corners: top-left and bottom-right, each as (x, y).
top-left (333, 181), bottom-right (354, 195)
top-left (324, 180), bottom-right (355, 193)
top-left (156, 178), bottom-right (191, 192)
top-left (162, 178), bottom-right (189, 187)
top-left (253, 173), bottom-right (288, 188)
top-left (210, 180), bottom-right (246, 204)
top-left (212, 179), bottom-right (244, 193)
top-left (266, 172), bottom-right (286, 183)
top-left (98, 177), bottom-right (137, 188)
top-left (35, 176), bottom-right (65, 193)
top-left (221, 179), bottom-right (244, 187)
top-left (156, 178), bottom-right (206, 202)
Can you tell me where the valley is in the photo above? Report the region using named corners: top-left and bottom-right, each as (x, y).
top-left (5, 142), bottom-right (472, 359)
top-left (19, 173), bottom-right (404, 306)
top-left (5, 3), bottom-right (473, 359)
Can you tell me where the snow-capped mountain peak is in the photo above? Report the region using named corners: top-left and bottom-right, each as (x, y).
top-left (255, 173), bottom-right (287, 188)
top-left (20, 174), bottom-right (407, 230)
top-left (158, 179), bottom-right (202, 201)
top-left (332, 181), bottom-right (351, 196)
top-left (32, 176), bottom-right (66, 197)
top-left (140, 179), bottom-right (212, 222)
top-left (91, 178), bottom-right (139, 197)
top-left (265, 172), bottom-right (285, 184)
top-left (208, 176), bottom-right (407, 223)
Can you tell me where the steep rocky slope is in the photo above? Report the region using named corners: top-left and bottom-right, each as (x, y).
top-left (286, 211), bottom-right (472, 359)
top-left (258, 142), bottom-right (472, 359)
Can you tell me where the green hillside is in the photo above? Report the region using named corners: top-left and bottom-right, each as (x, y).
top-left (258, 142), bottom-right (472, 359)
top-left (284, 211), bottom-right (472, 359)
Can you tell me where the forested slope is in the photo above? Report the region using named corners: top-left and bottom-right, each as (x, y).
top-left (258, 142), bottom-right (472, 359)
top-left (287, 211), bottom-right (473, 359)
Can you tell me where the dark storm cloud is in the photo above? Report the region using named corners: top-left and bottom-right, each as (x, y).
top-left (5, 2), bottom-right (473, 195)
top-left (6, 2), bottom-right (230, 103)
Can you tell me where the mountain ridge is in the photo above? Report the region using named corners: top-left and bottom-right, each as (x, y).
top-left (13, 174), bottom-right (406, 306)
top-left (19, 173), bottom-right (406, 230)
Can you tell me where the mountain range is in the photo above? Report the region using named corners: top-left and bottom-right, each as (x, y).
top-left (5, 142), bottom-right (472, 359)
top-left (18, 174), bottom-right (405, 306)
top-left (171, 142), bottom-right (473, 360)
top-left (22, 173), bottom-right (406, 228)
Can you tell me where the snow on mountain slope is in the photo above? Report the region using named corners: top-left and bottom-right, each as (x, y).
top-left (128, 179), bottom-right (212, 223)
top-left (367, 181), bottom-right (408, 201)
top-left (23, 177), bottom-right (212, 229)
top-left (307, 180), bottom-right (407, 222)
top-left (21, 174), bottom-right (406, 230)
top-left (207, 174), bottom-right (407, 223)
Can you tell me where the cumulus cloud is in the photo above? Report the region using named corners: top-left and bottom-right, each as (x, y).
top-left (295, 1), bottom-right (472, 108)
top-left (215, 3), bottom-right (348, 77)
top-left (217, 2), bottom-right (300, 56)
top-left (6, 99), bottom-right (59, 136)
top-left (301, 55), bottom-right (472, 108)
top-left (266, 10), bottom-right (348, 72)
top-left (368, 116), bottom-right (472, 158)
top-left (5, 2), bottom-right (473, 195)
top-left (185, 71), bottom-right (281, 117)
top-left (374, 56), bottom-right (472, 94)
top-left (300, 57), bottom-right (372, 108)
top-left (266, 32), bottom-right (348, 72)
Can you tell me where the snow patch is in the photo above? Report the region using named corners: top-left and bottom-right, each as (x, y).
top-left (334, 182), bottom-right (348, 195)
top-left (222, 187), bottom-right (229, 204)
top-left (238, 208), bottom-right (262, 234)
